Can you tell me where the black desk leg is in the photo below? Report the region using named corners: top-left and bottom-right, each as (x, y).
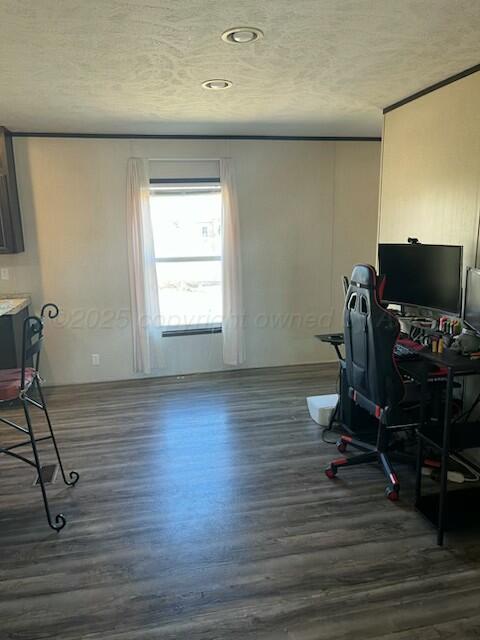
top-left (415, 372), bottom-right (428, 505)
top-left (415, 436), bottom-right (423, 505)
top-left (437, 368), bottom-right (454, 546)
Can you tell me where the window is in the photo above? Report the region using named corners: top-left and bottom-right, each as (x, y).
top-left (149, 179), bottom-right (222, 334)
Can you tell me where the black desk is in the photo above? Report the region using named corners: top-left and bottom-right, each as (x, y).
top-left (409, 349), bottom-right (480, 545)
top-left (315, 332), bottom-right (344, 360)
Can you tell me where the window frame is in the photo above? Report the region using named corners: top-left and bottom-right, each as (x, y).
top-left (149, 177), bottom-right (223, 337)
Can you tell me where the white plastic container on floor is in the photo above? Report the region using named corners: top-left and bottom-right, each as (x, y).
top-left (306, 394), bottom-right (339, 426)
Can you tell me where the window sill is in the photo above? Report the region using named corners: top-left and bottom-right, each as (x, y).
top-left (162, 327), bottom-right (222, 337)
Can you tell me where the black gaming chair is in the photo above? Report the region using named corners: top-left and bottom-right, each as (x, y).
top-left (325, 264), bottom-right (411, 501)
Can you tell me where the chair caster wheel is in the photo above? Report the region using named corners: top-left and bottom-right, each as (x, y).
top-left (385, 486), bottom-right (399, 502)
top-left (325, 465), bottom-right (337, 480)
top-left (336, 439), bottom-right (347, 454)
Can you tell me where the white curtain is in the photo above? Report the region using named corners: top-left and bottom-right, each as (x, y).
top-left (126, 158), bottom-right (162, 374)
top-left (220, 158), bottom-right (246, 365)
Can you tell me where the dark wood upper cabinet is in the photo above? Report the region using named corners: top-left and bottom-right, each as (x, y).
top-left (0, 127), bottom-right (24, 254)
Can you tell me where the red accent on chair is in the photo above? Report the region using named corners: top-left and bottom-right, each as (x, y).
top-left (0, 368), bottom-right (35, 401)
top-left (389, 472), bottom-right (399, 486)
top-left (377, 274), bottom-right (387, 302)
top-left (375, 405), bottom-right (381, 418)
top-left (332, 458), bottom-right (347, 466)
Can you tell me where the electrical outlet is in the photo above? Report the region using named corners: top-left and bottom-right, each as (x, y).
top-left (0, 268), bottom-right (9, 280)
top-left (91, 353), bottom-right (100, 366)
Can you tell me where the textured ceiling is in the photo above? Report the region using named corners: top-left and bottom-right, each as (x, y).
top-left (0, 0), bottom-right (479, 136)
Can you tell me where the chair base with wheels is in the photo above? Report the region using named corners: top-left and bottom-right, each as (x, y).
top-left (325, 434), bottom-right (400, 501)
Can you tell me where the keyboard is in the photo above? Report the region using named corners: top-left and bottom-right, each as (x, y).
top-left (394, 343), bottom-right (422, 360)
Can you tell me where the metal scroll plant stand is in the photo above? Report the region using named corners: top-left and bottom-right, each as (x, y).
top-left (0, 303), bottom-right (79, 531)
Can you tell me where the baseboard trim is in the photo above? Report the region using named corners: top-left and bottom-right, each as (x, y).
top-left (43, 360), bottom-right (339, 390)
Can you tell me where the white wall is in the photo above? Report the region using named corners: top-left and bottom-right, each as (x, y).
top-left (377, 71), bottom-right (480, 451)
top-left (378, 72), bottom-right (480, 269)
top-left (0, 138), bottom-right (380, 385)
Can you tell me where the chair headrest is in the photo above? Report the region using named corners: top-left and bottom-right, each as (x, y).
top-left (350, 264), bottom-right (377, 289)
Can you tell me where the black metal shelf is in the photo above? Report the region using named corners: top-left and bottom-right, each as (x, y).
top-left (416, 487), bottom-right (480, 532)
top-left (418, 421), bottom-right (480, 451)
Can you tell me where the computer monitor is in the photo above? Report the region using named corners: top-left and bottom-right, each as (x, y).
top-left (378, 243), bottom-right (463, 314)
top-left (464, 267), bottom-right (480, 334)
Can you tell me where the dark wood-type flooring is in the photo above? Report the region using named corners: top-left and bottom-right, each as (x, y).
top-left (1, 363), bottom-right (480, 640)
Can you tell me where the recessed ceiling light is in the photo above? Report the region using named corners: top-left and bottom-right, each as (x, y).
top-left (202, 79), bottom-right (233, 90)
top-left (221, 27), bottom-right (264, 44)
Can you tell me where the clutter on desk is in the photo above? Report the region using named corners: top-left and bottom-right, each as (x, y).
top-left (438, 316), bottom-right (462, 335)
top-left (397, 312), bottom-right (476, 357)
top-left (451, 329), bottom-right (480, 356)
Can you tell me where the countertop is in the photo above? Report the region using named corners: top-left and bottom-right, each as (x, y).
top-left (0, 297), bottom-right (30, 317)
